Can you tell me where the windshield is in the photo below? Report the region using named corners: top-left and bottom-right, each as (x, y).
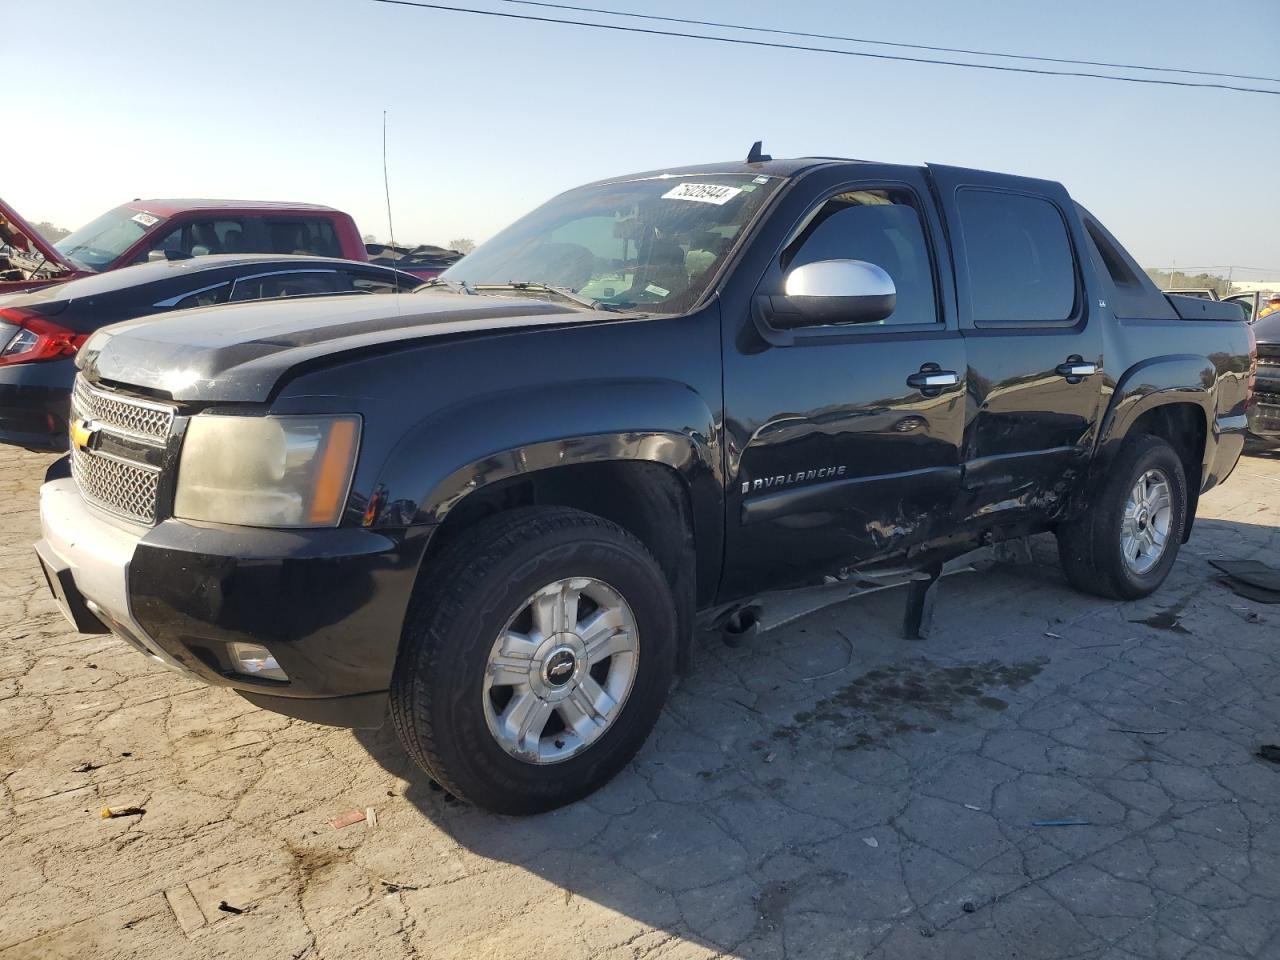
top-left (441, 174), bottom-right (784, 312)
top-left (54, 205), bottom-right (162, 271)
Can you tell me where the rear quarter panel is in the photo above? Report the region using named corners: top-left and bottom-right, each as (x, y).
top-left (1098, 314), bottom-right (1252, 493)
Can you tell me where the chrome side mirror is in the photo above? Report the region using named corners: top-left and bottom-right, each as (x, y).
top-left (776, 259), bottom-right (896, 327)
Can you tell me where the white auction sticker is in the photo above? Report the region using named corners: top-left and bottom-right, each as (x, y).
top-left (130, 212), bottom-right (160, 227)
top-left (661, 182), bottom-right (743, 205)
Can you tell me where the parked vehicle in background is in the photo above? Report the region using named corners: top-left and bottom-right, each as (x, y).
top-left (1223, 290), bottom-right (1263, 323)
top-left (34, 153), bottom-right (1253, 814)
top-left (1248, 307), bottom-right (1280, 446)
top-left (365, 242), bottom-right (463, 280)
top-left (1159, 289), bottom-right (1269, 324)
top-left (1161, 288), bottom-right (1218, 300)
top-left (0, 255), bottom-right (422, 450)
top-left (0, 197), bottom-right (370, 293)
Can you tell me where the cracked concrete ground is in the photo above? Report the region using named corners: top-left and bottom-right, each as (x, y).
top-left (2, 445), bottom-right (1279, 960)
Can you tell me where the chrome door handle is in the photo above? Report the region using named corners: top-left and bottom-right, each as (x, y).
top-left (906, 370), bottom-right (960, 389)
top-left (1056, 358), bottom-right (1098, 380)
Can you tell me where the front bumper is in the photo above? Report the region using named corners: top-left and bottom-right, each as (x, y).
top-left (36, 478), bottom-right (431, 727)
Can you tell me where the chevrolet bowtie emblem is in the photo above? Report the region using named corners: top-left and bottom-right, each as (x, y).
top-left (70, 419), bottom-right (98, 452)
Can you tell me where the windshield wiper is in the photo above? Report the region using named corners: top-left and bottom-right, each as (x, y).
top-left (478, 282), bottom-right (619, 312)
top-left (418, 277), bottom-right (476, 295)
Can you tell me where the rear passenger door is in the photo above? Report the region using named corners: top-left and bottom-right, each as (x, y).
top-left (928, 165), bottom-right (1104, 523)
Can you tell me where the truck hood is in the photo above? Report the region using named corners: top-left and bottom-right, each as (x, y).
top-left (79, 291), bottom-right (601, 403)
top-left (0, 197), bottom-right (78, 274)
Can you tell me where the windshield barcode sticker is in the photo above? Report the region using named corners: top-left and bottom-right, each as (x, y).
top-left (662, 183), bottom-right (743, 205)
top-left (130, 212), bottom-right (160, 227)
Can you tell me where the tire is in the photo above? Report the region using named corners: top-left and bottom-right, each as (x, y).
top-left (389, 507), bottom-right (677, 814)
top-left (1056, 434), bottom-right (1188, 600)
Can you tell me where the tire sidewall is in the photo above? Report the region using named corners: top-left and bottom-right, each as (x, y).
top-left (424, 525), bottom-right (675, 810)
top-left (1106, 441), bottom-right (1187, 598)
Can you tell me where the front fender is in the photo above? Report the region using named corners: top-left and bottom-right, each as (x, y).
top-left (371, 377), bottom-right (723, 552)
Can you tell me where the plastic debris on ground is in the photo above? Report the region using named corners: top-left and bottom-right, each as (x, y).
top-left (100, 806), bottom-right (146, 818)
top-left (329, 808), bottom-right (367, 829)
top-left (1033, 818), bottom-right (1092, 827)
top-left (1210, 558), bottom-right (1280, 604)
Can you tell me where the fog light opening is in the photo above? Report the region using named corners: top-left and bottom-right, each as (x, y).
top-left (228, 642), bottom-right (289, 681)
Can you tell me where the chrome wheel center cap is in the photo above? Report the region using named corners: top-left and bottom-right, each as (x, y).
top-left (543, 647), bottom-right (578, 687)
top-left (528, 632), bottom-right (586, 701)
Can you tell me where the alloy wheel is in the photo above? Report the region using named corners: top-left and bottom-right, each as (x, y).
top-left (1121, 468), bottom-right (1173, 575)
top-left (482, 577), bottom-right (640, 764)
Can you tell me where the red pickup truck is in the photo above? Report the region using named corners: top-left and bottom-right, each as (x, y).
top-left (1, 197), bottom-right (370, 293)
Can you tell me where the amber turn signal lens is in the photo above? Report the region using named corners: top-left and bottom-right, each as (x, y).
top-left (308, 418), bottom-right (360, 525)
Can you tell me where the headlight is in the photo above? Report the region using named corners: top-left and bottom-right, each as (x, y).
top-left (175, 414), bottom-right (361, 527)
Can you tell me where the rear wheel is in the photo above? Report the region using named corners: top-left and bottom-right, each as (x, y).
top-left (390, 507), bottom-right (676, 814)
top-left (1057, 434), bottom-right (1188, 600)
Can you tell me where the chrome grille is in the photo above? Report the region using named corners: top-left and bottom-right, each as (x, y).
top-left (69, 376), bottom-right (174, 525)
top-left (72, 377), bottom-right (174, 441)
top-left (70, 448), bottom-right (160, 524)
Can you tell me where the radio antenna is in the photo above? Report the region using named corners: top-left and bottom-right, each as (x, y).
top-left (382, 109), bottom-right (401, 295)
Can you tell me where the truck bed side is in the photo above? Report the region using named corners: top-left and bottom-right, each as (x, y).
top-left (1077, 207), bottom-right (1251, 512)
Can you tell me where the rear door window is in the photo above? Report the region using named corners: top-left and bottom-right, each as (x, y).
top-left (342, 269), bottom-right (411, 294)
top-left (230, 271), bottom-right (343, 301)
top-left (264, 219), bottom-right (340, 257)
top-left (171, 282), bottom-right (232, 310)
top-left (955, 191), bottom-right (1077, 325)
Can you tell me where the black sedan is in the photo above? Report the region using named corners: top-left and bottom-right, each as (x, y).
top-left (0, 254), bottom-right (424, 450)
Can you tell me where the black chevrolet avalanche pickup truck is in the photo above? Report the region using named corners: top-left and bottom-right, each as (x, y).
top-left (35, 156), bottom-right (1254, 813)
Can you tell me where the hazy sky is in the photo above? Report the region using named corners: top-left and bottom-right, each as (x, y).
top-left (9, 0), bottom-right (1279, 275)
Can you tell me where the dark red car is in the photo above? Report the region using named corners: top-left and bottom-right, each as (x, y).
top-left (1, 197), bottom-right (370, 293)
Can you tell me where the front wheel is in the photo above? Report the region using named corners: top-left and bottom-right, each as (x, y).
top-left (1057, 434), bottom-right (1188, 600)
top-left (389, 507), bottom-right (677, 814)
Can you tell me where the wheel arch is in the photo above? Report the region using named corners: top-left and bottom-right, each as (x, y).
top-left (422, 456), bottom-right (707, 675)
top-left (1095, 356), bottom-right (1213, 540)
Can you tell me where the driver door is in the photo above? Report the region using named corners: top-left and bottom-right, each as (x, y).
top-left (719, 168), bottom-right (966, 598)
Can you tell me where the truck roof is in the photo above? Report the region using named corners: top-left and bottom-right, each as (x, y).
top-left (122, 199), bottom-right (343, 216)
top-left (588, 157), bottom-right (860, 187)
top-left (589, 157), bottom-right (1070, 191)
